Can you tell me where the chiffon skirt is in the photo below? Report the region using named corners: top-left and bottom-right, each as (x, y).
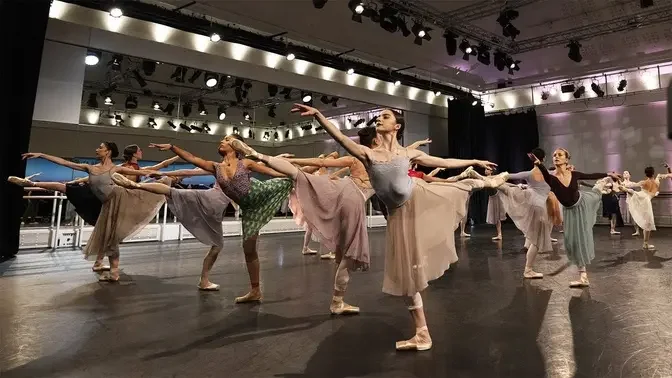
top-left (626, 191), bottom-right (655, 231)
top-left (238, 178), bottom-right (293, 240)
top-left (498, 184), bottom-right (553, 252)
top-left (65, 183), bottom-right (102, 226)
top-left (288, 171), bottom-right (369, 270)
top-left (486, 193), bottom-right (507, 224)
top-left (168, 186), bottom-right (230, 247)
top-left (382, 178), bottom-right (485, 296)
top-left (83, 182), bottom-right (167, 258)
top-left (562, 188), bottom-right (602, 267)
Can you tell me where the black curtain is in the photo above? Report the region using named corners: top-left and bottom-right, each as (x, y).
top-left (444, 99), bottom-right (539, 224)
top-left (0, 0), bottom-right (50, 259)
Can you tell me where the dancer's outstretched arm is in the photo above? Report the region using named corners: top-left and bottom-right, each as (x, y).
top-left (407, 149), bottom-right (495, 170)
top-left (142, 156), bottom-right (180, 170)
top-left (427, 167), bottom-right (444, 177)
top-left (407, 139), bottom-right (431, 150)
top-left (291, 104), bottom-right (368, 161)
top-left (149, 144), bottom-right (216, 173)
top-left (155, 168), bottom-right (212, 177)
top-left (114, 166), bottom-right (158, 177)
top-left (285, 156), bottom-right (355, 168)
top-left (244, 159), bottom-right (286, 178)
top-left (22, 153), bottom-right (89, 171)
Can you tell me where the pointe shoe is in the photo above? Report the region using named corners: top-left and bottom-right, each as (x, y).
top-left (330, 297), bottom-right (360, 315)
top-left (643, 243), bottom-right (655, 250)
top-left (8, 176), bottom-right (36, 187)
top-left (569, 275), bottom-right (589, 288)
top-left (99, 268), bottom-right (120, 282)
top-left (461, 233), bottom-right (471, 238)
top-left (302, 247), bottom-right (317, 255)
top-left (551, 238), bottom-right (558, 243)
top-left (198, 282), bottom-right (220, 291)
top-left (632, 231), bottom-right (640, 236)
top-left (610, 230), bottom-right (621, 235)
top-left (229, 139), bottom-right (259, 159)
top-left (459, 166), bottom-right (475, 179)
top-left (92, 263), bottom-right (110, 272)
top-left (523, 268), bottom-right (543, 279)
top-left (491, 235), bottom-right (502, 241)
top-left (320, 252), bottom-right (336, 260)
top-left (235, 290), bottom-right (262, 303)
top-left (487, 172), bottom-right (509, 188)
top-left (111, 173), bottom-right (141, 189)
top-left (396, 326), bottom-right (432, 351)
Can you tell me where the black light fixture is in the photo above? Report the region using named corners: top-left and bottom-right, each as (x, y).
top-left (281, 87), bottom-right (292, 99)
top-left (210, 32), bottom-right (221, 42)
top-left (285, 129), bottom-right (290, 139)
top-left (147, 117), bottom-right (157, 128)
top-left (617, 79), bottom-right (627, 92)
top-left (109, 54), bottom-right (123, 70)
top-left (85, 50), bottom-right (101, 66)
top-left (163, 103), bottom-right (175, 116)
top-left (354, 119), bottom-right (366, 127)
top-left (104, 96), bottom-right (114, 106)
top-left (591, 82), bottom-right (605, 97)
top-left (268, 105), bottom-right (277, 118)
top-left (348, 0), bottom-right (365, 22)
top-left (573, 85), bottom-right (586, 98)
top-left (233, 126), bottom-right (239, 135)
top-left (330, 97), bottom-right (339, 106)
top-left (378, 7), bottom-right (400, 33)
top-left (198, 99), bottom-right (207, 115)
top-left (366, 118), bottom-right (377, 127)
top-left (171, 66), bottom-right (187, 82)
top-left (109, 7), bottom-right (123, 18)
top-left (218, 105), bottom-right (227, 120)
top-left (541, 91), bottom-right (550, 101)
top-left (302, 91), bottom-right (313, 103)
top-left (247, 129), bottom-right (253, 138)
top-left (506, 58), bottom-right (521, 75)
top-left (411, 23), bottom-right (432, 45)
top-left (167, 120), bottom-right (177, 129)
top-left (114, 114), bottom-right (124, 125)
top-left (125, 95), bottom-right (138, 109)
top-left (268, 84), bottom-right (278, 97)
top-left (496, 9), bottom-right (520, 40)
top-left (86, 93), bottom-right (98, 108)
top-left (188, 70), bottom-right (203, 84)
top-left (179, 122), bottom-right (190, 131)
top-left (274, 131), bottom-right (279, 141)
top-left (443, 31), bottom-right (457, 56)
top-left (142, 60), bottom-right (156, 76)
top-left (476, 44), bottom-right (491, 65)
top-left (640, 0), bottom-right (653, 8)
top-left (312, 0), bottom-right (328, 8)
top-left (243, 111), bottom-right (250, 121)
top-left (152, 101), bottom-right (161, 111)
top-left (132, 69), bottom-right (147, 87)
top-left (182, 102), bottom-right (192, 117)
top-left (561, 84), bottom-right (576, 93)
top-left (204, 72), bottom-right (219, 88)
top-left (320, 95), bottom-right (331, 104)
top-left (202, 122), bottom-right (211, 132)
top-left (567, 40), bottom-right (582, 62)
top-left (191, 124), bottom-right (203, 133)
top-left (459, 40), bottom-right (475, 61)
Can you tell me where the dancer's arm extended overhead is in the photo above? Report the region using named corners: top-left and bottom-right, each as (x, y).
top-left (407, 149), bottom-right (496, 170)
top-left (149, 144), bottom-right (216, 173)
top-left (22, 153), bottom-right (90, 172)
top-left (142, 156), bottom-right (180, 170)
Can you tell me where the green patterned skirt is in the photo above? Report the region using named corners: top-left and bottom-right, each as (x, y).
top-left (238, 178), bottom-right (293, 240)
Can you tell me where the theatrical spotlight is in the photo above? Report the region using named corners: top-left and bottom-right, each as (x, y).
top-left (507, 58), bottom-right (521, 75)
top-left (591, 82), bottom-right (605, 97)
top-left (183, 102), bottom-right (192, 117)
top-left (109, 7), bottom-right (123, 18)
top-left (302, 92), bottom-right (312, 103)
top-left (541, 91), bottom-right (550, 101)
top-left (285, 130), bottom-right (290, 139)
top-left (494, 51), bottom-right (507, 71)
top-left (497, 9), bottom-right (520, 40)
top-left (204, 72), bottom-right (219, 88)
top-left (412, 23), bottom-right (432, 45)
top-left (573, 85), bottom-right (586, 98)
top-left (147, 118), bottom-right (157, 128)
top-left (142, 60), bottom-right (156, 76)
top-left (312, 0), bottom-right (328, 8)
top-left (109, 55), bottom-right (123, 71)
top-left (459, 40), bottom-right (476, 61)
top-left (125, 95), bottom-right (138, 109)
top-left (132, 69), bottom-right (147, 87)
top-left (104, 96), bottom-right (114, 106)
top-left (567, 40), bottom-right (582, 62)
top-left (348, 0), bottom-right (365, 22)
top-left (268, 84), bottom-right (278, 97)
top-left (85, 50), bottom-right (101, 66)
top-left (163, 103), bottom-right (175, 116)
top-left (198, 99), bottom-right (207, 115)
top-left (617, 79), bottom-right (627, 92)
top-left (477, 44), bottom-right (491, 65)
top-left (86, 93), bottom-right (98, 108)
top-left (321, 95), bottom-right (331, 104)
top-left (444, 31), bottom-right (457, 56)
top-left (330, 97), bottom-right (339, 106)
top-left (233, 126), bottom-right (239, 135)
top-left (268, 105), bottom-right (277, 118)
top-left (274, 131), bottom-right (279, 141)
top-left (171, 66), bottom-right (187, 83)
top-left (366, 118), bottom-right (377, 127)
top-left (472, 99), bottom-right (480, 106)
top-left (210, 33), bottom-right (221, 42)
top-left (280, 87), bottom-right (292, 99)
top-left (243, 111), bottom-right (251, 121)
top-left (218, 105), bottom-right (227, 120)
top-left (152, 101), bottom-right (161, 111)
top-left (188, 70), bottom-right (203, 84)
top-left (179, 122), bottom-right (190, 132)
top-left (167, 121), bottom-right (177, 129)
top-left (286, 52), bottom-right (296, 61)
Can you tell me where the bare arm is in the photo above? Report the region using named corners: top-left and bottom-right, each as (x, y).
top-left (330, 167), bottom-right (350, 179)
top-left (286, 156), bottom-right (354, 168)
top-left (114, 166), bottom-right (157, 177)
top-left (23, 153), bottom-right (89, 172)
top-left (157, 168), bottom-right (213, 177)
top-left (142, 156), bottom-right (180, 170)
top-left (427, 167), bottom-right (443, 177)
top-left (67, 176), bottom-right (89, 184)
top-left (407, 138), bottom-right (431, 150)
top-left (408, 149), bottom-right (495, 170)
top-left (244, 159), bottom-right (286, 178)
top-left (149, 144), bottom-right (216, 173)
top-left (302, 166), bottom-right (321, 174)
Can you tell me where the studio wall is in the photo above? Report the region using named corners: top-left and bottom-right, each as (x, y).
top-left (537, 101), bottom-right (671, 189)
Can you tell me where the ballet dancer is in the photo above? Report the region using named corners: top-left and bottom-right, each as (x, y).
top-left (17, 143), bottom-right (167, 280)
top-left (601, 184), bottom-right (624, 235)
top-left (119, 144), bottom-right (179, 182)
top-left (291, 103), bottom-right (503, 351)
top-left (618, 165), bottom-right (672, 249)
top-left (530, 148), bottom-right (617, 287)
top-left (111, 167), bottom-right (231, 290)
top-left (622, 171), bottom-right (643, 236)
top-left (301, 152), bottom-right (339, 256)
top-left (484, 168), bottom-right (506, 240)
top-left (147, 136), bottom-right (292, 303)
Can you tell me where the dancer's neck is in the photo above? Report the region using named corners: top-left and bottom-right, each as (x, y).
top-left (378, 132), bottom-right (400, 151)
top-left (222, 152), bottom-right (238, 166)
top-left (555, 164), bottom-right (568, 174)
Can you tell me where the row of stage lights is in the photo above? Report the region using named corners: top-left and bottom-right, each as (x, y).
top-left (539, 79), bottom-right (627, 101)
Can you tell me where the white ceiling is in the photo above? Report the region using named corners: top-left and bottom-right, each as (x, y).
top-left (148, 0), bottom-right (672, 89)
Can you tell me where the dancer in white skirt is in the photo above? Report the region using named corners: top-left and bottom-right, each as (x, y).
top-left (622, 171), bottom-right (643, 236)
top-left (618, 166), bottom-right (672, 249)
top-left (484, 168), bottom-right (506, 240)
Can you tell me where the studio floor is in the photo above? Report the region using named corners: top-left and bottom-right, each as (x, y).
top-left (1, 224), bottom-right (672, 378)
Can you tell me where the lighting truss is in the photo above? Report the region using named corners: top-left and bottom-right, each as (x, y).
top-left (440, 0), bottom-right (543, 25)
top-left (513, 4), bottom-right (672, 53)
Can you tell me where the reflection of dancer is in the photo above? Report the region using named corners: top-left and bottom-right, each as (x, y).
top-left (148, 136), bottom-right (291, 303)
top-left (112, 168), bottom-right (231, 290)
top-left (531, 149), bottom-right (616, 287)
top-left (601, 188), bottom-right (623, 235)
top-left (621, 171), bottom-right (640, 236)
top-left (619, 165), bottom-right (672, 250)
top-left (229, 129), bottom-right (378, 315)
top-left (15, 143), bottom-right (166, 281)
top-left (292, 104), bottom-right (503, 351)
top-left (485, 168), bottom-right (506, 240)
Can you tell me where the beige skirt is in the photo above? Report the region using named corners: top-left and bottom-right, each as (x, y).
top-left (382, 178), bottom-right (482, 296)
top-left (84, 184), bottom-right (166, 258)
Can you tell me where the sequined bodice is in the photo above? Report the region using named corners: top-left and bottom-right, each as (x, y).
top-left (89, 169), bottom-right (115, 201)
top-left (367, 155), bottom-right (414, 209)
top-left (215, 160), bottom-right (251, 203)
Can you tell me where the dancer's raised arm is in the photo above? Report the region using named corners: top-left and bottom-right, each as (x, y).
top-left (114, 166), bottom-right (157, 177)
top-left (149, 143), bottom-right (216, 173)
top-left (291, 104), bottom-right (368, 161)
top-left (22, 153), bottom-right (90, 172)
top-left (142, 156), bottom-right (180, 170)
top-left (407, 149), bottom-right (496, 170)
top-left (407, 138), bottom-right (431, 150)
top-left (285, 156), bottom-right (355, 169)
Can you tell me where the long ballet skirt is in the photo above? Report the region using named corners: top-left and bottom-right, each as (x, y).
top-left (547, 192), bottom-right (563, 226)
top-left (562, 186), bottom-right (602, 267)
top-left (486, 190), bottom-right (507, 224)
top-left (625, 190), bottom-right (655, 231)
top-left (167, 185), bottom-right (230, 247)
top-left (288, 170), bottom-right (370, 270)
top-left (497, 184), bottom-right (553, 252)
top-left (64, 183), bottom-right (102, 225)
top-left (84, 176), bottom-right (168, 258)
top-left (382, 178), bottom-right (486, 296)
top-left (238, 178), bottom-right (293, 240)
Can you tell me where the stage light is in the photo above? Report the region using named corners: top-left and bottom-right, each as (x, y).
top-left (411, 23), bottom-right (432, 45)
top-left (394, 80), bottom-right (401, 86)
top-left (444, 32), bottom-right (457, 56)
top-left (243, 111), bottom-right (251, 121)
top-left (506, 57), bottom-right (521, 75)
top-left (86, 93), bottom-right (98, 108)
top-left (114, 114), bottom-right (124, 126)
top-left (171, 67), bottom-right (187, 83)
top-left (321, 95), bottom-right (331, 104)
top-left (218, 105), bottom-right (227, 120)
top-left (312, 0), bottom-right (328, 8)
top-left (472, 100), bottom-right (478, 106)
top-left (541, 91), bottom-right (549, 100)
top-left (233, 127), bottom-right (239, 135)
top-left (493, 51), bottom-right (507, 71)
top-left (285, 130), bottom-right (290, 138)
top-left (477, 44), bottom-right (491, 65)
top-left (591, 82), bottom-right (605, 97)
top-left (459, 40), bottom-right (474, 61)
top-left (204, 72), bottom-right (218, 88)
top-left (348, 0), bottom-right (364, 22)
top-left (302, 92), bottom-right (312, 102)
top-left (163, 103), bottom-right (175, 116)
top-left (125, 95), bottom-right (138, 109)
top-left (268, 84), bottom-right (278, 97)
top-left (347, 68), bottom-right (355, 75)
top-left (183, 103), bottom-right (192, 117)
top-left (210, 33), bottom-right (221, 42)
top-left (617, 79), bottom-right (627, 91)
top-left (179, 122), bottom-right (190, 131)
top-left (198, 99), bottom-right (207, 115)
top-left (330, 97), bottom-right (339, 106)
top-left (142, 60), bottom-right (156, 76)
top-left (202, 122), bottom-right (211, 132)
top-left (109, 55), bottom-right (123, 71)
top-left (104, 96), bottom-right (114, 106)
top-left (561, 84), bottom-right (575, 93)
top-left (496, 9), bottom-right (519, 40)
top-left (85, 50), bottom-right (101, 66)
top-left (434, 91), bottom-right (441, 96)
top-left (153, 101), bottom-right (161, 111)
top-left (567, 40), bottom-right (582, 62)
top-left (167, 121), bottom-right (177, 129)
top-left (132, 69), bottom-right (147, 87)
top-left (268, 105), bottom-right (277, 118)
top-left (286, 52), bottom-right (296, 61)
top-left (188, 70), bottom-right (203, 84)
top-left (109, 7), bottom-right (122, 18)
top-left (147, 118), bottom-right (157, 128)
top-left (573, 85), bottom-right (585, 98)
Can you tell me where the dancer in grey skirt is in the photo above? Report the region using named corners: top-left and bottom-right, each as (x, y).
top-left (112, 168), bottom-right (231, 291)
top-left (530, 148), bottom-right (617, 287)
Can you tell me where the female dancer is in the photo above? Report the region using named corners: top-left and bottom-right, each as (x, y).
top-left (290, 104), bottom-right (502, 351)
top-left (147, 136), bottom-right (292, 303)
top-left (119, 144), bottom-right (179, 182)
top-left (485, 168), bottom-right (506, 240)
top-left (601, 187), bottom-right (623, 235)
top-left (622, 171), bottom-right (643, 236)
top-left (530, 149), bottom-right (616, 287)
top-left (619, 166), bottom-right (672, 249)
top-left (16, 143), bottom-right (166, 280)
top-left (301, 152), bottom-right (339, 256)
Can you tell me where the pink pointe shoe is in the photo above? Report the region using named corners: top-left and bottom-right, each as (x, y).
top-left (396, 326), bottom-right (432, 351)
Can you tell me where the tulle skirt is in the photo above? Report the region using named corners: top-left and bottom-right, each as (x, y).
top-left (562, 188), bottom-right (602, 267)
top-left (382, 178), bottom-right (485, 296)
top-left (288, 171), bottom-right (369, 270)
top-left (626, 191), bottom-right (655, 231)
top-left (65, 183), bottom-right (102, 226)
top-left (486, 192), bottom-right (507, 224)
top-left (83, 184), bottom-right (167, 258)
top-left (498, 184), bottom-right (553, 252)
top-left (168, 186), bottom-right (230, 247)
top-left (238, 178), bottom-right (293, 240)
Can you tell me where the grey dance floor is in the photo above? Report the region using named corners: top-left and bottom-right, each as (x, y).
top-left (1, 224), bottom-right (672, 378)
